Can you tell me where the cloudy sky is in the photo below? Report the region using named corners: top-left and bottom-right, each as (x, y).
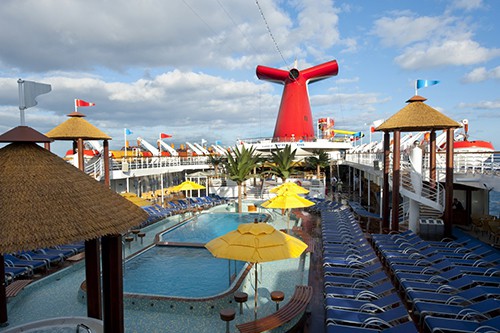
top-left (0, 0), bottom-right (498, 156)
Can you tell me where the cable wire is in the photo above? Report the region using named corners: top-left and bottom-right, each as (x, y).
top-left (255, 0), bottom-right (290, 70)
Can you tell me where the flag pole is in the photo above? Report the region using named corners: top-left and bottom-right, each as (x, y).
top-left (415, 80), bottom-right (418, 96)
top-left (74, 99), bottom-right (78, 113)
top-left (124, 129), bottom-right (127, 159)
top-left (17, 79), bottom-right (26, 126)
top-left (158, 133), bottom-right (162, 157)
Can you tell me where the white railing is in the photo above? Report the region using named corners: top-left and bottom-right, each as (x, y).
top-left (400, 161), bottom-right (445, 210)
top-left (345, 151), bottom-right (499, 176)
top-left (83, 155), bottom-right (211, 180)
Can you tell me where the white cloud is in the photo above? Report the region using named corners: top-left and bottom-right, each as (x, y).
top-left (372, 15), bottom-right (452, 48)
top-left (395, 39), bottom-right (500, 70)
top-left (336, 77), bottom-right (359, 84)
top-left (458, 99), bottom-right (500, 110)
top-left (450, 0), bottom-right (484, 11)
top-left (372, 10), bottom-right (500, 70)
top-left (462, 66), bottom-right (500, 83)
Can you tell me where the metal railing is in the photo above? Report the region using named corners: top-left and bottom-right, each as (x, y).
top-left (345, 151), bottom-right (500, 176)
top-left (400, 160), bottom-right (445, 210)
top-left (82, 155), bottom-right (211, 180)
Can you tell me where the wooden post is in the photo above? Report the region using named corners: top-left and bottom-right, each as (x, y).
top-left (104, 140), bottom-right (110, 188)
top-left (444, 129), bottom-right (454, 237)
top-left (85, 239), bottom-right (102, 319)
top-left (101, 235), bottom-right (124, 333)
top-left (429, 130), bottom-right (436, 188)
top-left (382, 132), bottom-right (391, 233)
top-left (391, 131), bottom-right (401, 232)
top-left (0, 254), bottom-right (8, 326)
top-left (77, 138), bottom-right (102, 320)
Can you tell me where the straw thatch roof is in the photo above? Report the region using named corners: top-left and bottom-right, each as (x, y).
top-left (46, 116), bottom-right (111, 140)
top-left (0, 142), bottom-right (148, 253)
top-left (375, 95), bottom-right (460, 132)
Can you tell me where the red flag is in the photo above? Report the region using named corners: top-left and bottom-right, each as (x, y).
top-left (160, 133), bottom-right (172, 139)
top-left (370, 126), bottom-right (375, 133)
top-left (75, 99), bottom-right (95, 107)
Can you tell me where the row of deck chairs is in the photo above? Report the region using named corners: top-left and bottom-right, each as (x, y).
top-left (320, 203), bottom-right (418, 333)
top-left (4, 242), bottom-right (85, 285)
top-left (140, 195), bottom-right (227, 227)
top-left (372, 229), bottom-right (500, 332)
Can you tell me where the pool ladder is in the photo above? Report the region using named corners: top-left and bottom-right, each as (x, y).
top-left (76, 323), bottom-right (92, 332)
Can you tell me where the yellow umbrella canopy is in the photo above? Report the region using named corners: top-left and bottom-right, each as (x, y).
top-left (261, 190), bottom-right (315, 232)
top-left (205, 223), bottom-right (308, 263)
top-left (261, 190), bottom-right (315, 209)
top-left (172, 180), bottom-right (206, 192)
top-left (270, 182), bottom-right (309, 195)
top-left (121, 192), bottom-right (153, 207)
top-left (205, 222), bottom-right (307, 318)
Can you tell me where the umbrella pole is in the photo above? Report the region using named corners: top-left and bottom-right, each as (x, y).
top-left (254, 263), bottom-right (258, 320)
top-left (287, 209), bottom-right (290, 234)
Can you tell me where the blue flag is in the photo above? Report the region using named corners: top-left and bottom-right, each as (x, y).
top-left (125, 128), bottom-right (133, 135)
top-left (416, 79), bottom-right (439, 90)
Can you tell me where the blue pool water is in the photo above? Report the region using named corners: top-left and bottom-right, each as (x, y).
top-left (160, 212), bottom-right (268, 243)
top-left (123, 246), bottom-right (245, 298)
top-left (122, 213), bottom-right (266, 298)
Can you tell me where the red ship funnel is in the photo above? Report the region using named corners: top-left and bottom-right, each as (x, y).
top-left (256, 60), bottom-right (339, 142)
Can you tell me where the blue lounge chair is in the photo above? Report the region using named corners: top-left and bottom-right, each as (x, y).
top-left (424, 315), bottom-right (500, 333)
top-left (324, 262), bottom-right (384, 277)
top-left (324, 270), bottom-right (389, 287)
top-left (36, 247), bottom-right (75, 259)
top-left (4, 254), bottom-right (48, 271)
top-left (325, 292), bottom-right (402, 312)
top-left (325, 281), bottom-right (396, 299)
top-left (326, 305), bottom-right (410, 330)
top-left (17, 251), bottom-right (63, 267)
top-left (57, 242), bottom-right (85, 253)
top-left (414, 298), bottom-right (500, 325)
top-left (4, 265), bottom-right (31, 281)
top-left (407, 286), bottom-right (500, 305)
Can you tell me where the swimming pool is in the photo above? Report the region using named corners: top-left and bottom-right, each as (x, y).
top-left (159, 212), bottom-right (268, 243)
top-left (122, 212), bottom-right (267, 298)
top-left (123, 245), bottom-right (245, 298)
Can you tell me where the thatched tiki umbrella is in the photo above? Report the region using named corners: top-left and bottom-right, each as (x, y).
top-left (0, 126), bottom-right (148, 332)
top-left (46, 111), bottom-right (112, 322)
top-left (375, 95), bottom-right (460, 237)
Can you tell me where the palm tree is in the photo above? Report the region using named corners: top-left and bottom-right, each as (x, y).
top-left (266, 145), bottom-right (298, 182)
top-left (208, 154), bottom-right (224, 177)
top-left (305, 150), bottom-right (330, 178)
top-left (225, 145), bottom-right (261, 212)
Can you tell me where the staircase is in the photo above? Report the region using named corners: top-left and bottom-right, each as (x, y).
top-left (398, 161), bottom-right (444, 213)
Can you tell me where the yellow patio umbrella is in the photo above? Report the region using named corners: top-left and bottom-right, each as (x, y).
top-left (205, 222), bottom-right (308, 319)
top-left (171, 180), bottom-right (206, 192)
top-left (171, 180), bottom-right (206, 210)
top-left (261, 190), bottom-right (315, 232)
top-left (121, 192), bottom-right (153, 207)
top-left (270, 182), bottom-right (309, 195)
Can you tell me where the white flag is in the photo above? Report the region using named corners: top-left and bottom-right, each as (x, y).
top-left (18, 79), bottom-right (52, 109)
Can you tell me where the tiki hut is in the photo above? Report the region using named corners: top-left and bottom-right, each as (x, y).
top-left (0, 125), bottom-right (147, 332)
top-left (0, 141), bottom-right (146, 252)
top-left (45, 111), bottom-right (111, 141)
top-left (375, 95), bottom-right (460, 236)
